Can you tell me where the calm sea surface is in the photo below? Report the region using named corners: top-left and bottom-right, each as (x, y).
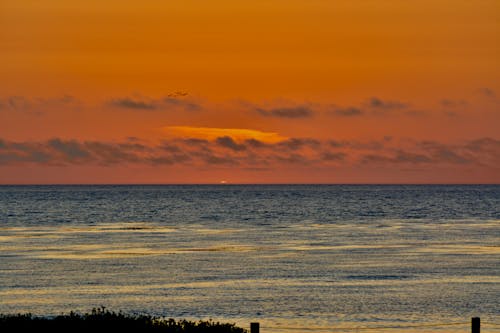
top-left (0, 185), bottom-right (499, 332)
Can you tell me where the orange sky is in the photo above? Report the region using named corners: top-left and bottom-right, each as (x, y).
top-left (1, 0), bottom-right (499, 183)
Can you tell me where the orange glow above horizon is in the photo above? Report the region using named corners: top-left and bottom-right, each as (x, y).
top-left (0, 0), bottom-right (499, 183)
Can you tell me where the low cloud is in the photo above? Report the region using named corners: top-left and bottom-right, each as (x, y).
top-left (418, 141), bottom-right (471, 164)
top-left (1, 136), bottom-right (497, 170)
top-left (366, 97), bottom-right (408, 111)
top-left (326, 97), bottom-right (409, 118)
top-left (477, 87), bottom-right (495, 98)
top-left (330, 107), bottom-right (364, 117)
top-left (3, 96), bottom-right (31, 110)
top-left (216, 136), bottom-right (247, 151)
top-left (321, 152), bottom-right (347, 161)
top-left (199, 151), bottom-right (240, 165)
top-left (441, 99), bottom-right (467, 108)
top-left (163, 97), bottom-right (200, 111)
top-left (109, 93), bottom-right (200, 111)
top-left (393, 150), bottom-right (433, 163)
top-left (276, 138), bottom-right (320, 151)
top-left (361, 150), bottom-right (434, 165)
top-left (274, 153), bottom-right (310, 164)
top-left (464, 137), bottom-right (500, 153)
top-left (109, 98), bottom-right (157, 110)
top-left (0, 95), bottom-right (80, 114)
top-left (256, 106), bottom-right (314, 118)
top-left (329, 140), bottom-right (385, 150)
top-left (48, 138), bottom-right (91, 161)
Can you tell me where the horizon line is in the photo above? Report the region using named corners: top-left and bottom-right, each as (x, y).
top-left (0, 183), bottom-right (499, 186)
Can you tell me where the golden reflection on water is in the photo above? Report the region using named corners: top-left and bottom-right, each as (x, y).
top-left (1, 219), bottom-right (499, 332)
top-left (1, 221), bottom-right (499, 260)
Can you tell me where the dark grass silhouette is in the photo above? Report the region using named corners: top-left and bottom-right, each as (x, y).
top-left (0, 307), bottom-right (248, 333)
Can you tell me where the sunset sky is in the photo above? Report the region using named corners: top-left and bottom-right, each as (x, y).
top-left (1, 0), bottom-right (499, 183)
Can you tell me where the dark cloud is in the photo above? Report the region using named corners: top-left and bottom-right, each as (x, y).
top-left (245, 138), bottom-right (268, 149)
top-left (321, 152), bottom-right (347, 161)
top-left (419, 141), bottom-right (470, 164)
top-left (201, 152), bottom-right (239, 165)
top-left (327, 98), bottom-right (409, 118)
top-left (276, 138), bottom-right (320, 150)
top-left (158, 142), bottom-right (183, 153)
top-left (48, 138), bottom-right (91, 161)
top-left (330, 107), bottom-right (364, 117)
top-left (464, 137), bottom-right (500, 153)
top-left (256, 106), bottom-right (314, 118)
top-left (0, 141), bottom-right (51, 164)
top-left (148, 153), bottom-right (191, 165)
top-left (6, 96), bottom-right (31, 110)
top-left (358, 138), bottom-right (499, 167)
top-left (0, 95), bottom-right (81, 114)
top-left (432, 149), bottom-right (470, 164)
top-left (163, 97), bottom-right (200, 111)
top-left (366, 97), bottom-right (408, 110)
top-left (360, 154), bottom-right (393, 164)
top-left (441, 99), bottom-right (467, 108)
top-left (215, 136), bottom-right (246, 151)
top-left (361, 151), bottom-right (432, 165)
top-left (329, 140), bottom-right (348, 148)
top-left (0, 139), bottom-right (150, 166)
top-left (84, 141), bottom-right (141, 164)
top-left (477, 87), bottom-right (495, 98)
top-left (180, 138), bottom-right (210, 146)
top-left (274, 153), bottom-right (309, 164)
top-left (351, 141), bottom-right (385, 150)
top-left (0, 151), bottom-right (51, 164)
top-left (109, 98), bottom-right (157, 110)
top-left (109, 93), bottom-right (200, 111)
top-left (1, 136), bottom-right (495, 170)
top-left (393, 150), bottom-right (433, 163)
top-left (118, 142), bottom-right (150, 152)
top-left (328, 139), bottom-right (385, 150)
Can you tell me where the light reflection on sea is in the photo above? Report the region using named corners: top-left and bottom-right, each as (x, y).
top-left (0, 185), bottom-right (499, 332)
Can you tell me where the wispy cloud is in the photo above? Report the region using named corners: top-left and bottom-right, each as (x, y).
top-left (477, 87), bottom-right (496, 98)
top-left (326, 97), bottom-right (410, 118)
top-left (329, 107), bottom-right (364, 117)
top-left (366, 97), bottom-right (408, 110)
top-left (0, 95), bottom-right (80, 114)
top-left (440, 99), bottom-right (467, 108)
top-left (256, 106), bottom-right (314, 118)
top-left (109, 98), bottom-right (157, 110)
top-left (108, 92), bottom-right (200, 111)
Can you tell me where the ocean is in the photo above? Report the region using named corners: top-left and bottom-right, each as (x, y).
top-left (0, 185), bottom-right (499, 332)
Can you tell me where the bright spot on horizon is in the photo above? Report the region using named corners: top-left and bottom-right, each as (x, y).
top-left (220, 180), bottom-right (227, 184)
top-left (163, 126), bottom-right (287, 143)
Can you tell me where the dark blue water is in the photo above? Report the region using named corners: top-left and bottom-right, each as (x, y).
top-left (1, 185), bottom-right (499, 332)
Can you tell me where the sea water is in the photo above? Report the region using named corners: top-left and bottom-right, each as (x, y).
top-left (0, 185), bottom-right (499, 332)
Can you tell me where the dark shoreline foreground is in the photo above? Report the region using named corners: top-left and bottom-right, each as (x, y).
top-left (0, 308), bottom-right (248, 333)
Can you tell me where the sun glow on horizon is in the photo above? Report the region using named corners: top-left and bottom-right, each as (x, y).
top-left (163, 126), bottom-right (287, 143)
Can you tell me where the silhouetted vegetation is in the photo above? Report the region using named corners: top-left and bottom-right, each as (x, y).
top-left (0, 307), bottom-right (247, 333)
